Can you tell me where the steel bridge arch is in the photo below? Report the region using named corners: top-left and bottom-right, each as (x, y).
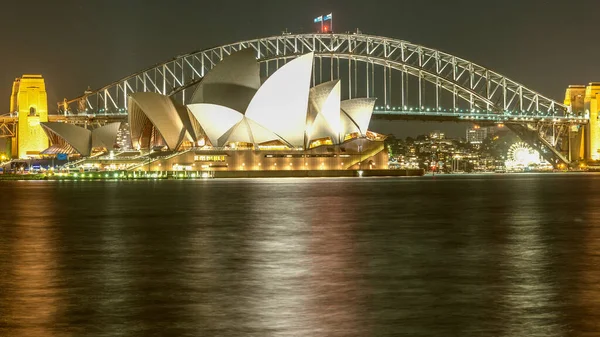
top-left (61, 33), bottom-right (567, 117)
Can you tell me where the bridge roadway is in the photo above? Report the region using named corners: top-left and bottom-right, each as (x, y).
top-left (0, 107), bottom-right (587, 139)
top-left (0, 113), bottom-right (128, 138)
top-left (372, 108), bottom-right (589, 124)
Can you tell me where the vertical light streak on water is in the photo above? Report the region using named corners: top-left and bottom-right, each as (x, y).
top-left (92, 183), bottom-right (134, 337)
top-left (305, 193), bottom-right (366, 336)
top-left (244, 180), bottom-right (313, 335)
top-left (576, 183), bottom-right (600, 334)
top-left (500, 178), bottom-right (562, 337)
top-left (2, 182), bottom-right (65, 337)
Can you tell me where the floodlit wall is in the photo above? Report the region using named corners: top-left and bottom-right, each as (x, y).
top-left (12, 75), bottom-right (49, 158)
top-left (563, 85), bottom-right (586, 161)
top-left (565, 85), bottom-right (586, 114)
top-left (585, 83), bottom-right (600, 161)
top-left (142, 139), bottom-right (388, 172)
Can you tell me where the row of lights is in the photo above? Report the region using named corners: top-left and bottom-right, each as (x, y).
top-left (374, 106), bottom-right (568, 115)
top-left (373, 106), bottom-right (586, 121)
top-left (50, 172), bottom-right (210, 179)
top-left (238, 162), bottom-right (346, 170)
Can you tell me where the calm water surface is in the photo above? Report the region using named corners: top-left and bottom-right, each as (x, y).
top-left (0, 174), bottom-right (599, 336)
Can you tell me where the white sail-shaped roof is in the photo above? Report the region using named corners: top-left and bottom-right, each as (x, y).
top-left (128, 93), bottom-right (191, 150)
top-left (218, 118), bottom-right (253, 146)
top-left (175, 105), bottom-right (198, 143)
top-left (187, 103), bottom-right (243, 147)
top-left (41, 122), bottom-right (92, 156)
top-left (307, 81), bottom-right (342, 145)
top-left (190, 48), bottom-right (261, 113)
top-left (218, 117), bottom-right (283, 147)
top-left (245, 53), bottom-right (314, 147)
top-left (91, 122), bottom-right (121, 149)
top-left (341, 98), bottom-right (377, 136)
top-left (244, 118), bottom-right (284, 145)
top-left (340, 111), bottom-right (361, 136)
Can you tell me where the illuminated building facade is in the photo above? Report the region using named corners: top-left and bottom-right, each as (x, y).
top-left (116, 122), bottom-right (132, 150)
top-left (564, 85), bottom-right (586, 161)
top-left (466, 126), bottom-right (487, 145)
top-left (429, 130), bottom-right (445, 140)
top-left (10, 75), bottom-right (49, 158)
top-left (38, 49), bottom-right (388, 172)
top-left (564, 83), bottom-right (600, 161)
top-left (585, 83), bottom-right (600, 161)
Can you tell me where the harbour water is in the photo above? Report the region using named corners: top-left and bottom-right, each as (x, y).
top-left (0, 174), bottom-right (599, 336)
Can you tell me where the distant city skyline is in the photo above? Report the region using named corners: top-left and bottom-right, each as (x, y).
top-left (370, 120), bottom-right (468, 139)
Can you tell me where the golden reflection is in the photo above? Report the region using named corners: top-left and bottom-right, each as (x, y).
top-left (307, 195), bottom-right (364, 336)
top-left (5, 182), bottom-right (65, 337)
top-left (245, 181), bottom-right (313, 335)
top-left (501, 186), bottom-right (562, 337)
top-left (577, 192), bottom-right (600, 335)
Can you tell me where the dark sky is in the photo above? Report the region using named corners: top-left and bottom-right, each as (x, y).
top-left (1, 0), bottom-right (599, 138)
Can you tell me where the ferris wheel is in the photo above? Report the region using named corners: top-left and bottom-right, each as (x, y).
top-left (506, 142), bottom-right (542, 167)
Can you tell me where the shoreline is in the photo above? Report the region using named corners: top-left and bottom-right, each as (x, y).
top-left (2, 170), bottom-right (596, 181)
top-left (0, 169), bottom-right (425, 181)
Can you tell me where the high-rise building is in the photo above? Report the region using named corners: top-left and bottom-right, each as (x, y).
top-left (116, 123), bottom-right (132, 150)
top-left (466, 126), bottom-right (487, 144)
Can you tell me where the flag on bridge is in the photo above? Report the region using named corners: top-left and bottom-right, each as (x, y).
top-left (314, 13), bottom-right (333, 33)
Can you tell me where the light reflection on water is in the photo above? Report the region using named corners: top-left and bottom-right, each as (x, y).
top-left (0, 175), bottom-right (599, 336)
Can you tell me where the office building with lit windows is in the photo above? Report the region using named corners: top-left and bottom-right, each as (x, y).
top-left (466, 126), bottom-right (488, 145)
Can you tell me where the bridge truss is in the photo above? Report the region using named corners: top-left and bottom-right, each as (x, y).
top-left (60, 33), bottom-right (587, 166)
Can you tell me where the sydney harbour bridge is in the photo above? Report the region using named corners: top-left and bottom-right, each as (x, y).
top-left (12, 33), bottom-right (590, 166)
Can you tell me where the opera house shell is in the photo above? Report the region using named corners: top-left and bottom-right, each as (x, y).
top-left (41, 122), bottom-right (121, 157)
top-left (40, 49), bottom-right (388, 172)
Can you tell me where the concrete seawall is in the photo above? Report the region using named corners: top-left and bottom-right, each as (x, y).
top-left (212, 169), bottom-right (425, 178)
top-left (0, 169), bottom-right (425, 181)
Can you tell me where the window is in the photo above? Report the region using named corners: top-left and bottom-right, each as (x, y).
top-left (194, 155), bottom-right (226, 162)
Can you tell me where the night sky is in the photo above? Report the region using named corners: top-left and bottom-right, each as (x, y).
top-left (1, 0), bottom-right (599, 137)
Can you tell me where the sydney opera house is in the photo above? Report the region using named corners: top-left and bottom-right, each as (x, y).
top-left (39, 49), bottom-right (388, 173)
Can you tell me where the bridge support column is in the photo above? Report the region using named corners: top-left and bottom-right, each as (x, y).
top-left (564, 85), bottom-right (587, 163)
top-left (10, 75), bottom-right (49, 159)
top-left (584, 83), bottom-right (600, 162)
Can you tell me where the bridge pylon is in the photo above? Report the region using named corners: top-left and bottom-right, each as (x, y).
top-left (10, 75), bottom-right (49, 159)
